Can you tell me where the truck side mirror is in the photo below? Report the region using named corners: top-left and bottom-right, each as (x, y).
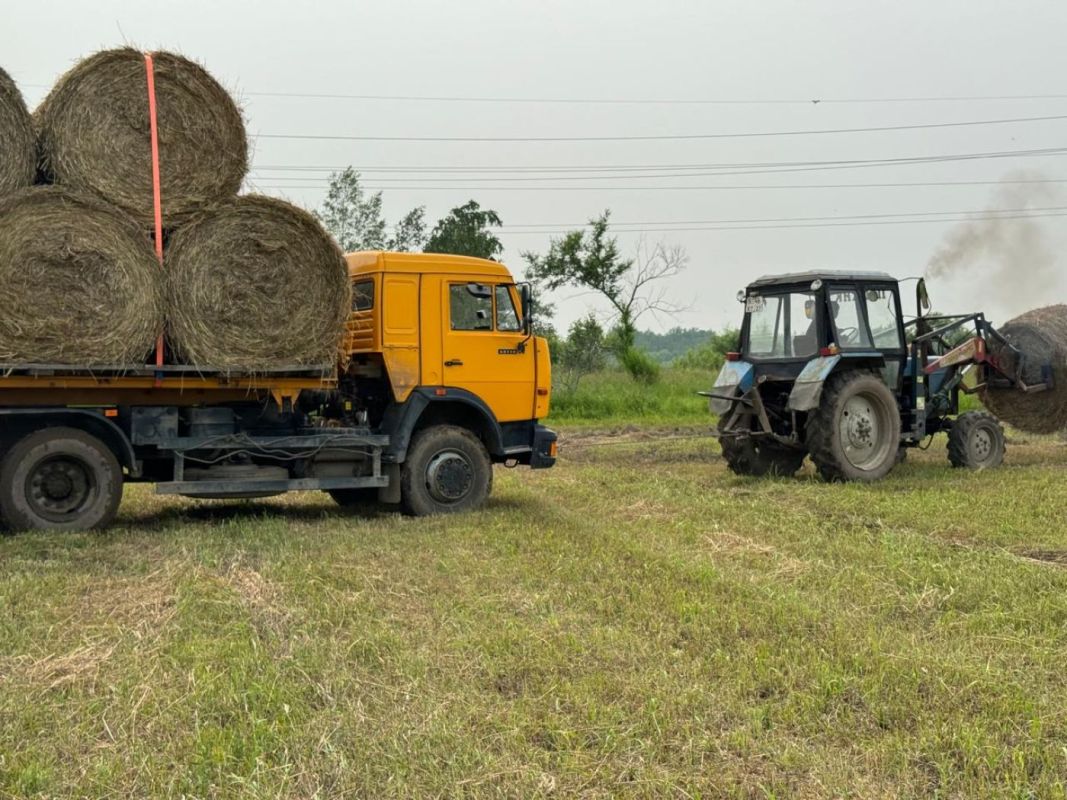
top-left (520, 283), bottom-right (532, 336)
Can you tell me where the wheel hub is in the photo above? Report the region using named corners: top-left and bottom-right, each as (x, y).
top-left (28, 457), bottom-right (93, 517)
top-left (839, 393), bottom-right (890, 469)
top-left (426, 450), bottom-right (474, 503)
top-left (971, 428), bottom-right (992, 459)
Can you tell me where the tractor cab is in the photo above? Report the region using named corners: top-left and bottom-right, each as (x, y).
top-left (739, 270), bottom-right (905, 378)
top-left (707, 269), bottom-right (1017, 483)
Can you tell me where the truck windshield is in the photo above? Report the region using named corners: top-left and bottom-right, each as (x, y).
top-left (745, 291), bottom-right (818, 359)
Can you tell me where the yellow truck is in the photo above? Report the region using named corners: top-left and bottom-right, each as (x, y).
top-left (0, 251), bottom-right (556, 531)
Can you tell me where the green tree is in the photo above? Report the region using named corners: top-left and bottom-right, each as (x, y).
top-left (523, 211), bottom-right (686, 383)
top-left (555, 315), bottom-right (608, 393)
top-left (316, 167), bottom-right (427, 252)
top-left (389, 206), bottom-right (428, 251)
top-left (673, 328), bottom-right (741, 372)
top-left (424, 201), bottom-right (503, 260)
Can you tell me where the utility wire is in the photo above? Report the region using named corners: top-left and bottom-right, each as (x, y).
top-left (248, 178), bottom-right (1067, 192)
top-left (246, 146), bottom-right (1067, 182)
top-left (248, 150), bottom-right (1067, 173)
top-left (492, 209), bottom-right (1067, 235)
top-left (497, 205), bottom-right (1067, 229)
top-left (253, 114), bottom-right (1067, 143)
top-left (23, 81), bottom-right (1067, 105)
top-left (240, 91), bottom-right (1067, 106)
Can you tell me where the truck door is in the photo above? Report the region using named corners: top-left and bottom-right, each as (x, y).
top-left (441, 281), bottom-right (536, 422)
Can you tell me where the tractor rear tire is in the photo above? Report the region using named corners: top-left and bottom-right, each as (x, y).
top-left (718, 419), bottom-right (807, 477)
top-left (947, 411), bottom-right (1005, 470)
top-left (0, 427), bottom-right (123, 531)
top-left (806, 371), bottom-right (901, 482)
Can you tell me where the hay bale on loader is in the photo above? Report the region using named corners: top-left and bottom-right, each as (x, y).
top-left (0, 187), bottom-right (164, 365)
top-left (35, 48), bottom-right (247, 227)
top-left (165, 195), bottom-right (350, 373)
top-left (981, 305), bottom-right (1067, 434)
top-left (0, 66), bottom-right (35, 197)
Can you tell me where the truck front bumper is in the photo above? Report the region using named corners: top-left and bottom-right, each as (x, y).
top-left (530, 424), bottom-right (558, 469)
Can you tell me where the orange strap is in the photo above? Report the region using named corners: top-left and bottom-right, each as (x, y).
top-left (144, 53), bottom-right (165, 379)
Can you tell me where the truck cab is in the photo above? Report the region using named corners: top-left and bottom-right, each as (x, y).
top-left (339, 252), bottom-right (557, 512)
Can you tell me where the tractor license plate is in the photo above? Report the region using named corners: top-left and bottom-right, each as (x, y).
top-left (745, 295), bottom-right (765, 313)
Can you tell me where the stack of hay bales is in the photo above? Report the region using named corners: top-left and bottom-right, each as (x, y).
top-left (980, 305), bottom-right (1067, 434)
top-left (0, 48), bottom-right (349, 371)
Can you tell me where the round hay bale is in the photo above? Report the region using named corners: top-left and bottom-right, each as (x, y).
top-left (0, 66), bottom-right (35, 197)
top-left (0, 187), bottom-right (164, 366)
top-left (165, 195), bottom-right (350, 372)
top-left (980, 305), bottom-right (1067, 433)
top-left (35, 48), bottom-right (247, 227)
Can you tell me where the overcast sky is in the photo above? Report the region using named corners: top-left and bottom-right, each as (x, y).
top-left (5, 0), bottom-right (1067, 333)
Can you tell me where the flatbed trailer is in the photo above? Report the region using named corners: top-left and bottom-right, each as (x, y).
top-left (0, 251), bottom-right (557, 531)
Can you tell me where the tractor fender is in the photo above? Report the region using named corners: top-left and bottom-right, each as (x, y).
top-left (786, 355), bottom-right (842, 412)
top-left (708, 360), bottom-right (755, 415)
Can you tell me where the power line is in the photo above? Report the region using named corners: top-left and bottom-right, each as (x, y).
top-left (246, 178), bottom-right (1067, 192)
top-left (253, 114), bottom-right (1067, 143)
top-left (491, 209), bottom-right (1067, 235)
top-left (245, 146), bottom-right (1067, 182)
top-left (253, 181), bottom-right (1067, 192)
top-left (241, 91), bottom-right (1067, 106)
top-left (497, 205), bottom-right (1067, 229)
top-left (22, 81), bottom-right (1067, 105)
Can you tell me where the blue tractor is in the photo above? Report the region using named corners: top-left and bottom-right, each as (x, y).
top-left (707, 271), bottom-right (1050, 481)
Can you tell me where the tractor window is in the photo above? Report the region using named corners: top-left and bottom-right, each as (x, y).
top-left (829, 289), bottom-right (874, 348)
top-left (745, 291), bottom-right (817, 358)
top-left (450, 284), bottom-right (494, 331)
top-left (864, 289), bottom-right (904, 349)
top-left (495, 285), bottom-right (522, 332)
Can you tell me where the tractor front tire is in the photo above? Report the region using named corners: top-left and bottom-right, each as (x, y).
top-left (806, 371), bottom-right (901, 482)
top-left (947, 411), bottom-right (1005, 470)
top-left (718, 419), bottom-right (807, 477)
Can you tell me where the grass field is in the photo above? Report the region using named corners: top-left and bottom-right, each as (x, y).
top-left (2, 409), bottom-right (1067, 798)
top-left (547, 369), bottom-right (711, 428)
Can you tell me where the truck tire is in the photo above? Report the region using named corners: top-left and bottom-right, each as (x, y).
top-left (806, 371), bottom-right (901, 482)
top-left (0, 427), bottom-right (123, 531)
top-left (718, 418), bottom-right (806, 476)
top-left (947, 411), bottom-right (1005, 470)
top-left (400, 425), bottom-right (492, 516)
top-left (328, 488), bottom-right (378, 507)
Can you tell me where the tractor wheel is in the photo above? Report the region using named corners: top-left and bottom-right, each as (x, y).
top-left (0, 427), bottom-right (123, 531)
top-left (947, 411), bottom-right (1005, 470)
top-left (718, 418), bottom-right (807, 477)
top-left (806, 371), bottom-right (901, 482)
top-left (400, 425), bottom-right (492, 516)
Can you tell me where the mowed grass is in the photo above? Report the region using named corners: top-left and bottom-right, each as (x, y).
top-left (3, 429), bottom-right (1067, 797)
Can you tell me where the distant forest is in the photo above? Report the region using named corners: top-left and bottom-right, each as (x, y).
top-left (634, 327), bottom-right (720, 364)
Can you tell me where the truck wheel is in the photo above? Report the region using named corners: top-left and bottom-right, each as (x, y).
top-left (328, 488), bottom-right (378, 507)
top-left (0, 427), bottom-right (123, 531)
top-left (806, 371), bottom-right (901, 482)
top-left (718, 419), bottom-right (806, 476)
top-left (400, 425), bottom-right (492, 516)
top-left (947, 411), bottom-right (1005, 470)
